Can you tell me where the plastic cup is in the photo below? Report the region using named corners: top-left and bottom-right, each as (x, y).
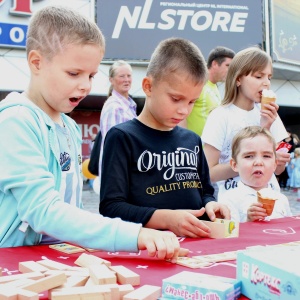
top-left (257, 191), bottom-right (277, 216)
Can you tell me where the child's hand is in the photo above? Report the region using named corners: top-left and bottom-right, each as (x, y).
top-left (137, 228), bottom-right (188, 262)
top-left (275, 151), bottom-right (291, 168)
top-left (165, 208), bottom-right (211, 238)
top-left (247, 202), bottom-right (268, 222)
top-left (205, 201), bottom-right (231, 221)
top-left (260, 102), bottom-right (279, 130)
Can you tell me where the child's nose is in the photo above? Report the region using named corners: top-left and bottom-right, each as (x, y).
top-left (79, 78), bottom-right (92, 92)
top-left (178, 105), bottom-right (189, 116)
top-left (254, 157), bottom-right (263, 165)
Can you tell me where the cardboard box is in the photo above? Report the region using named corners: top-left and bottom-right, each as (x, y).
top-left (202, 218), bottom-right (239, 239)
top-left (162, 271), bottom-right (241, 300)
top-left (237, 246), bottom-right (300, 299)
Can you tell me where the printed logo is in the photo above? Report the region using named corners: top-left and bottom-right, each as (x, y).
top-left (137, 146), bottom-right (199, 180)
top-left (60, 152), bottom-right (71, 172)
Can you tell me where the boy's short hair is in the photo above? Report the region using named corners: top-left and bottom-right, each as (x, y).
top-left (231, 126), bottom-right (276, 161)
top-left (146, 37), bottom-right (207, 84)
top-left (207, 46), bottom-right (235, 69)
top-left (26, 6), bottom-right (105, 60)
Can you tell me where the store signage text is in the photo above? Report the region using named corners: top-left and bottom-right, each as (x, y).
top-left (0, 0), bottom-right (44, 48)
top-left (112, 0), bottom-right (248, 38)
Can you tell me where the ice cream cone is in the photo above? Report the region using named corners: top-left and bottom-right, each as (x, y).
top-left (261, 96), bottom-right (276, 110)
top-left (257, 191), bottom-right (277, 216)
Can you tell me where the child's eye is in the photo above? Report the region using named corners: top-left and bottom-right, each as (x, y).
top-left (172, 97), bottom-right (180, 102)
top-left (89, 75), bottom-right (95, 79)
top-left (68, 72), bottom-right (78, 77)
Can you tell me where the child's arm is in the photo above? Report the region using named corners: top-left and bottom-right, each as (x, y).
top-left (203, 143), bottom-right (238, 182)
top-left (247, 202), bottom-right (268, 222)
top-left (145, 208), bottom-right (211, 238)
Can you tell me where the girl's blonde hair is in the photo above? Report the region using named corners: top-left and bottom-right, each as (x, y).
top-left (108, 60), bottom-right (132, 97)
top-left (26, 6), bottom-right (105, 60)
top-left (222, 47), bottom-right (272, 106)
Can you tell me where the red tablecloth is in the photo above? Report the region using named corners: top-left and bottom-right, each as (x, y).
top-left (1, 216), bottom-right (300, 299)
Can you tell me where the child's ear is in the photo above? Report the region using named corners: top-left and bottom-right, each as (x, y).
top-left (230, 158), bottom-right (238, 172)
top-left (142, 77), bottom-right (152, 96)
top-left (28, 50), bottom-right (42, 74)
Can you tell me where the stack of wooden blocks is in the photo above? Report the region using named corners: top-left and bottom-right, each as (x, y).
top-left (0, 253), bottom-right (162, 299)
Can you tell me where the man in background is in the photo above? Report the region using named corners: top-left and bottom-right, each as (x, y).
top-left (186, 46), bottom-right (235, 136)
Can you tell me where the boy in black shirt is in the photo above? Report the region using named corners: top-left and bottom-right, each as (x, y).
top-left (100, 38), bottom-right (230, 238)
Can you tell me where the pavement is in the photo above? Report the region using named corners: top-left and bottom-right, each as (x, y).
top-left (82, 183), bottom-right (300, 216)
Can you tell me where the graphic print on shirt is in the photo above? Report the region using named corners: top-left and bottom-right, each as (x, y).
top-left (137, 146), bottom-right (202, 196)
top-left (60, 151), bottom-right (71, 172)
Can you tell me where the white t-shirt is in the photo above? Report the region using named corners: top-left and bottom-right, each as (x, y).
top-left (218, 182), bottom-right (292, 222)
top-left (201, 103), bottom-right (288, 198)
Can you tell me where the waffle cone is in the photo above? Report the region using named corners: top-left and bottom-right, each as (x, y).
top-left (261, 96), bottom-right (276, 110)
top-left (257, 191), bottom-right (276, 216)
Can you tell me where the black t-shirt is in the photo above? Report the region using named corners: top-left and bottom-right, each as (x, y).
top-left (100, 119), bottom-right (215, 226)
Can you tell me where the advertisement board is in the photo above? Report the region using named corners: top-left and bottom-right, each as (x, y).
top-left (270, 0), bottom-right (300, 65)
top-left (97, 0), bottom-right (263, 60)
top-left (0, 0), bottom-right (93, 48)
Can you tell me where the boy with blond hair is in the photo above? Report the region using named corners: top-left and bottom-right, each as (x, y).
top-left (0, 6), bottom-right (184, 261)
top-left (219, 126), bottom-right (291, 222)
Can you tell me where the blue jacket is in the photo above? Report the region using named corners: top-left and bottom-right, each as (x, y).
top-left (0, 92), bottom-right (141, 251)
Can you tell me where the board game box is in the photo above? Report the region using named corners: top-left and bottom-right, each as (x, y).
top-left (161, 271), bottom-right (241, 300)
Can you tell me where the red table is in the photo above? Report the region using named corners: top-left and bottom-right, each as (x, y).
top-left (1, 216), bottom-right (300, 299)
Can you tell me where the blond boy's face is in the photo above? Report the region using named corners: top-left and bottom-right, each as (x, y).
top-left (30, 44), bottom-right (103, 121)
top-left (230, 135), bottom-right (277, 191)
top-left (141, 71), bottom-right (204, 131)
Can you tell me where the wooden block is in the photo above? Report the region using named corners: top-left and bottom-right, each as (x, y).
top-left (0, 289), bottom-right (17, 300)
top-left (74, 253), bottom-right (111, 268)
top-left (21, 273), bottom-right (67, 293)
top-left (123, 285), bottom-right (161, 300)
top-left (98, 284), bottom-right (119, 299)
top-left (65, 267), bottom-right (89, 275)
top-left (0, 272), bottom-right (44, 284)
top-left (19, 261), bottom-right (49, 273)
top-left (36, 259), bottom-right (70, 271)
top-left (0, 279), bottom-right (35, 289)
top-left (118, 284), bottom-right (134, 299)
top-left (51, 285), bottom-right (111, 300)
top-left (84, 277), bottom-right (96, 286)
top-left (44, 270), bottom-right (89, 277)
top-left (109, 265), bottom-right (140, 286)
top-left (88, 264), bottom-right (116, 285)
top-left (17, 289), bottom-right (39, 300)
top-left (62, 276), bottom-right (89, 288)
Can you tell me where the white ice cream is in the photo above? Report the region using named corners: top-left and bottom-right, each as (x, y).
top-left (262, 89), bottom-right (276, 98)
top-left (258, 188), bottom-right (278, 199)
